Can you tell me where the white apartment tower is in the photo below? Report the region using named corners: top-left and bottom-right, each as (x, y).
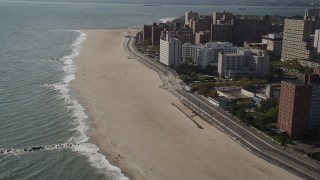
top-left (314, 29), bottom-right (320, 53)
top-left (218, 48), bottom-right (270, 78)
top-left (160, 32), bottom-right (182, 67)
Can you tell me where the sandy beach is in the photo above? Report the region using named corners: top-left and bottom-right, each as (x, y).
top-left (72, 29), bottom-right (299, 180)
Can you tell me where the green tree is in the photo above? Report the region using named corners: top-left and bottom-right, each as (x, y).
top-left (264, 107), bottom-right (279, 123)
top-left (197, 87), bottom-right (209, 96)
top-left (268, 63), bottom-right (284, 81)
top-left (230, 103), bottom-right (241, 116)
top-left (254, 99), bottom-right (279, 129)
top-left (238, 109), bottom-right (247, 121)
top-left (255, 98), bottom-right (278, 113)
top-left (207, 90), bottom-right (218, 98)
top-left (256, 115), bottom-right (268, 129)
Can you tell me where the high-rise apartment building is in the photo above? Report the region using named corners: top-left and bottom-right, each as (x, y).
top-left (278, 82), bottom-right (312, 139)
top-left (211, 24), bottom-right (234, 43)
top-left (211, 11), bottom-right (234, 43)
top-left (281, 19), bottom-right (317, 61)
top-left (189, 16), bottom-right (211, 34)
top-left (185, 11), bottom-right (198, 26)
top-left (278, 70), bottom-right (320, 139)
top-left (210, 11), bottom-right (277, 47)
top-left (143, 23), bottom-right (167, 46)
top-left (232, 17), bottom-right (270, 47)
top-left (143, 25), bottom-right (152, 41)
top-left (309, 83), bottom-right (320, 130)
top-left (176, 32), bottom-right (195, 44)
top-left (218, 48), bottom-right (269, 78)
top-left (212, 11), bottom-right (233, 25)
top-left (159, 32), bottom-right (182, 67)
top-left (270, 24), bottom-right (284, 34)
top-left (305, 7), bottom-right (320, 20)
top-left (281, 7), bottom-right (319, 61)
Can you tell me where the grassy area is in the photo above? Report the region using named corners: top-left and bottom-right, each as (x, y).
top-left (137, 39), bottom-right (160, 58)
top-left (175, 64), bottom-right (216, 84)
top-left (279, 59), bottom-right (314, 73)
top-left (215, 78), bottom-right (268, 92)
top-left (191, 82), bottom-right (217, 97)
top-left (261, 129), bottom-right (293, 146)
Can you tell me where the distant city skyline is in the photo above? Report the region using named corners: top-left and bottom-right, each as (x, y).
top-left (12, 0), bottom-right (320, 6)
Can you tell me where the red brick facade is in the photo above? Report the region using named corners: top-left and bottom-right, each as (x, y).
top-left (278, 82), bottom-right (312, 139)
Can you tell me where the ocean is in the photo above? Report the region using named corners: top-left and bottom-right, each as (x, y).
top-left (0, 1), bottom-right (306, 179)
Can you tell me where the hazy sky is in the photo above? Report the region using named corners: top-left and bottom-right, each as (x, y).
top-left (16, 0), bottom-right (319, 5)
top-left (93, 0), bottom-right (318, 4)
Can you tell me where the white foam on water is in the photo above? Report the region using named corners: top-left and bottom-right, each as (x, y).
top-left (55, 30), bottom-right (129, 180)
top-left (74, 143), bottom-right (129, 180)
top-left (159, 17), bottom-right (179, 23)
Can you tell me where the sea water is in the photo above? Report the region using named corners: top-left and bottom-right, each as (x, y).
top-left (0, 1), bottom-right (305, 179)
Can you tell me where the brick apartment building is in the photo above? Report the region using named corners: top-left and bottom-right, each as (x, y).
top-left (278, 82), bottom-right (312, 139)
top-left (210, 11), bottom-right (282, 47)
top-left (278, 69), bottom-right (320, 139)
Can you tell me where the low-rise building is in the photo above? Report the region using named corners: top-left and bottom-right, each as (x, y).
top-left (299, 59), bottom-right (320, 68)
top-left (218, 48), bottom-right (270, 78)
top-left (216, 86), bottom-right (249, 100)
top-left (262, 33), bottom-right (283, 56)
top-left (208, 96), bottom-right (231, 109)
top-left (182, 42), bottom-right (237, 68)
top-left (244, 42), bottom-right (267, 50)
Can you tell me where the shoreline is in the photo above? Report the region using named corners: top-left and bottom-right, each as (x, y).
top-left (72, 29), bottom-right (299, 180)
top-left (71, 29), bottom-right (146, 180)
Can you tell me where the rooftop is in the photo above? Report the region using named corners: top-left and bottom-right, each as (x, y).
top-left (217, 86), bottom-right (251, 100)
top-left (221, 53), bottom-right (243, 56)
